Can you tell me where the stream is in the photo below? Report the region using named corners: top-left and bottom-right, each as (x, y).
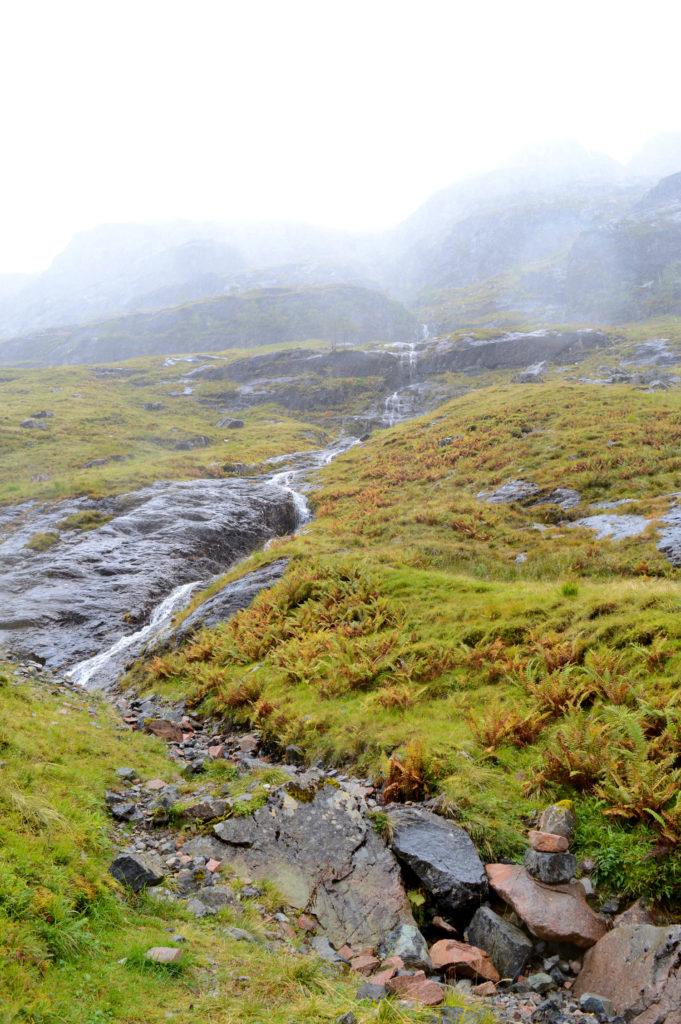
top-left (0, 438), bottom-right (355, 686)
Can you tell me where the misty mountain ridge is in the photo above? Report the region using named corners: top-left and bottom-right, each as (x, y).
top-left (2, 133), bottom-right (681, 358)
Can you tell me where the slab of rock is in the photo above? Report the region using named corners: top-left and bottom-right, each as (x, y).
top-left (486, 864), bottom-right (607, 948)
top-left (429, 939), bottom-right (500, 982)
top-left (351, 954), bottom-right (380, 976)
top-left (574, 924), bottom-right (681, 1024)
top-left (376, 924), bottom-right (431, 971)
top-left (465, 905), bottom-right (533, 980)
top-left (144, 947), bottom-right (182, 964)
top-left (387, 806), bottom-right (487, 919)
top-left (211, 775), bottom-right (415, 948)
top-left (539, 802), bottom-right (577, 841)
top-left (528, 830), bottom-right (569, 853)
top-left (109, 852), bottom-right (165, 892)
top-left (386, 971), bottom-right (445, 1005)
top-left (524, 849), bottom-right (577, 885)
top-left (20, 418), bottom-right (47, 430)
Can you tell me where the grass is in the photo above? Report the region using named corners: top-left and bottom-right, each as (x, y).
top-left (136, 375), bottom-right (681, 903)
top-left (0, 664), bottom-right (465, 1024)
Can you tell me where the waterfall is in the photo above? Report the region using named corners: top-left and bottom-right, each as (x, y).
top-left (66, 580), bottom-right (200, 689)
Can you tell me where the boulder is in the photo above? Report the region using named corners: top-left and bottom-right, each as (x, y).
top-left (465, 905), bottom-right (533, 981)
top-left (539, 802), bottom-right (577, 841)
top-left (218, 418), bottom-right (245, 429)
top-left (20, 418), bottom-right (47, 430)
top-left (387, 806), bottom-right (488, 919)
top-left (109, 852), bottom-right (165, 892)
top-left (428, 939), bottom-right (499, 982)
top-left (486, 864), bottom-right (607, 948)
top-left (211, 775), bottom-right (415, 948)
top-left (524, 849), bottom-right (578, 885)
top-left (376, 924), bottom-right (432, 971)
top-left (574, 924), bottom-right (681, 1024)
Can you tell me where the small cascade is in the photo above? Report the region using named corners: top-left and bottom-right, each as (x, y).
top-left (66, 580), bottom-right (200, 690)
top-left (65, 437), bottom-right (357, 690)
top-left (421, 323), bottom-right (430, 340)
top-left (383, 389), bottom-right (412, 427)
top-left (269, 467), bottom-right (310, 526)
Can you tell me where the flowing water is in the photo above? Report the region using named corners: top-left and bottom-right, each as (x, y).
top-left (62, 437), bottom-right (357, 689)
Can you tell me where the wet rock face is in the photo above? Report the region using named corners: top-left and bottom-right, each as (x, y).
top-left (0, 477), bottom-right (298, 670)
top-left (166, 559), bottom-right (290, 647)
top-left (574, 924), bottom-right (681, 1024)
top-left (420, 330), bottom-right (608, 374)
top-left (206, 773), bottom-right (415, 948)
top-left (386, 806), bottom-right (488, 920)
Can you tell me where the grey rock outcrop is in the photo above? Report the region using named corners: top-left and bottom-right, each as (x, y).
top-left (386, 806), bottom-right (488, 919)
top-left (209, 774), bottom-right (415, 947)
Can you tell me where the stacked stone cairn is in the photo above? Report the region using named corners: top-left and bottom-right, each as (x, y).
top-left (525, 800), bottom-right (578, 885)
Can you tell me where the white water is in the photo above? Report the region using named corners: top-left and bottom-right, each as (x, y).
top-left (66, 580), bottom-right (200, 689)
top-left (66, 438), bottom-right (356, 690)
top-left (382, 343), bottom-right (419, 426)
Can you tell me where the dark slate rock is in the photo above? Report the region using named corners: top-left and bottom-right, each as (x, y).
top-left (211, 776), bottom-right (415, 948)
top-left (109, 852), bottom-right (164, 892)
top-left (524, 849), bottom-right (578, 885)
top-left (387, 806), bottom-right (488, 919)
top-left (465, 905), bottom-right (533, 981)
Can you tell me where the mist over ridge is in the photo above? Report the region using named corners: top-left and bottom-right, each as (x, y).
top-left (2, 132), bottom-right (681, 363)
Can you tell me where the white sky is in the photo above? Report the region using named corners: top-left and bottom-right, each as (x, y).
top-left (1, 0), bottom-right (680, 273)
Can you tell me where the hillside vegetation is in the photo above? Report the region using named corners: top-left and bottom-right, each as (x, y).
top-left (139, 378), bottom-right (681, 906)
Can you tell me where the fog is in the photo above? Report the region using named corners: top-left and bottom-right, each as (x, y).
top-left (2, 0), bottom-right (681, 273)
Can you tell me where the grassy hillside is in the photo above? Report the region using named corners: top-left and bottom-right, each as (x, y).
top-left (2, 664), bottom-right (484, 1024)
top-left (0, 341), bottom-right (355, 506)
top-left (139, 379), bottom-right (681, 906)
